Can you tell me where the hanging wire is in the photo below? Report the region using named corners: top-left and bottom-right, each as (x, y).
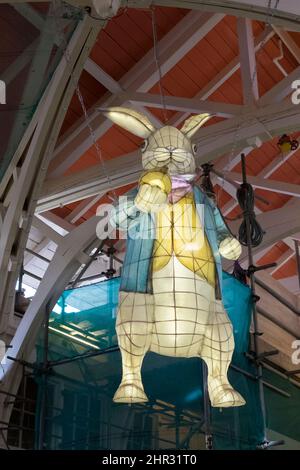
top-left (52, 0), bottom-right (120, 203)
top-left (151, 7), bottom-right (168, 124)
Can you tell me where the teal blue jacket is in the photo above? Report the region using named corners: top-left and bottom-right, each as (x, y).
top-left (115, 186), bottom-right (232, 298)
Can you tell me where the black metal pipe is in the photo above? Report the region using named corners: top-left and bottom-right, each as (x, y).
top-left (17, 263), bottom-right (24, 292)
top-left (68, 272), bottom-right (107, 287)
top-left (239, 153), bottom-right (267, 441)
top-left (231, 364), bottom-right (291, 397)
top-left (286, 368), bottom-right (300, 376)
top-left (230, 363), bottom-right (257, 380)
top-left (202, 363), bottom-right (213, 450)
top-left (48, 345), bottom-right (119, 367)
top-left (262, 381), bottom-right (291, 398)
top-left (6, 356), bottom-right (36, 370)
top-left (255, 277), bottom-right (300, 316)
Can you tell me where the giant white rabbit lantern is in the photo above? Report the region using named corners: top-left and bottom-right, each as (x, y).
top-left (100, 107), bottom-right (245, 408)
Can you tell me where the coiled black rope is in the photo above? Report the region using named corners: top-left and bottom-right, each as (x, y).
top-left (237, 182), bottom-right (264, 247)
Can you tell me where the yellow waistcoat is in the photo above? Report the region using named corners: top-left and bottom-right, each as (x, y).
top-left (152, 192), bottom-right (215, 286)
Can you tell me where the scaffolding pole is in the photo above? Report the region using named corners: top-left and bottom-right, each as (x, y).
top-left (239, 153), bottom-right (267, 444)
top-left (37, 302), bottom-right (51, 450)
top-left (202, 363), bottom-right (213, 450)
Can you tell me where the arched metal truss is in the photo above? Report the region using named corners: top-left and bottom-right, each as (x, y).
top-left (0, 14), bottom-right (104, 337)
top-left (0, 6), bottom-right (110, 443)
top-left (0, 215), bottom-right (104, 445)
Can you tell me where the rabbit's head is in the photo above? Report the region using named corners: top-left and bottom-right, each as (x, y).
top-left (100, 107), bottom-right (211, 176)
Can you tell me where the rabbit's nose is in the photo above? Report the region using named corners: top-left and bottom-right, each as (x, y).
top-left (166, 145), bottom-right (176, 153)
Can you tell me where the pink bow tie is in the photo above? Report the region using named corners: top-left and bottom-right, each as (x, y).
top-left (168, 175), bottom-right (194, 204)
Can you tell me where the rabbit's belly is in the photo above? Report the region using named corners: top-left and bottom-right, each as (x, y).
top-left (150, 255), bottom-right (214, 357)
top-left (152, 192), bottom-right (215, 287)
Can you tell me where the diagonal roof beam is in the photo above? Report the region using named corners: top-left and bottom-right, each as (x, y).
top-left (213, 57), bottom-right (300, 217)
top-left (40, 211), bottom-right (75, 234)
top-left (32, 216), bottom-right (63, 245)
top-left (222, 171), bottom-right (300, 198)
top-left (48, 11), bottom-right (224, 177)
top-left (214, 138), bottom-right (300, 221)
top-left (270, 248), bottom-right (295, 275)
top-left (37, 151), bottom-right (140, 212)
top-left (120, 91), bottom-right (243, 117)
top-left (225, 28), bottom-right (300, 258)
top-left (258, 65), bottom-right (300, 105)
top-left (194, 99), bottom-right (300, 163)
top-left (272, 27), bottom-right (300, 64)
top-left (169, 25), bottom-right (274, 128)
top-left (229, 199), bottom-right (300, 264)
top-left (13, 3), bottom-right (164, 131)
top-left (237, 18), bottom-right (259, 104)
top-left (1, 39), bottom-right (39, 86)
top-left (279, 275), bottom-right (300, 294)
top-left (83, 62), bottom-right (163, 129)
top-left (65, 193), bottom-right (105, 223)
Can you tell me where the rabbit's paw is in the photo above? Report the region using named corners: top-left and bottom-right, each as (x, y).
top-left (139, 171), bottom-right (172, 194)
top-left (219, 237), bottom-right (242, 260)
top-left (135, 184), bottom-right (168, 213)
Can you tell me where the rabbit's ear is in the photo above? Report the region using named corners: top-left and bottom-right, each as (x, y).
top-left (180, 113), bottom-right (212, 139)
top-left (98, 107), bottom-right (156, 138)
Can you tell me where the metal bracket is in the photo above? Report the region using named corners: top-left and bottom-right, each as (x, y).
top-left (286, 368), bottom-right (300, 377)
top-left (257, 439), bottom-right (285, 450)
top-left (247, 262), bottom-right (277, 276)
top-left (256, 350), bottom-right (279, 360)
top-left (246, 350), bottom-right (279, 362)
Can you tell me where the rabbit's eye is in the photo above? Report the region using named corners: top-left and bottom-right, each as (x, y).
top-left (140, 139), bottom-right (148, 152)
top-left (192, 144), bottom-right (197, 154)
